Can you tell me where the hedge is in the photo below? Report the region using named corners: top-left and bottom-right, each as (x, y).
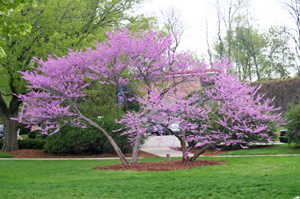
top-left (252, 77), bottom-right (300, 113)
top-left (43, 117), bottom-right (131, 155)
top-left (0, 139), bottom-right (46, 149)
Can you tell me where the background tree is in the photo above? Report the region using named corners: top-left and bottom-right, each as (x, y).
top-left (263, 26), bottom-right (295, 79)
top-left (212, 0), bottom-right (251, 60)
top-left (216, 25), bottom-right (295, 81)
top-left (211, 0), bottom-right (296, 81)
top-left (0, 0), bottom-right (37, 58)
top-left (0, 0), bottom-right (146, 152)
top-left (160, 7), bottom-right (185, 53)
top-left (281, 0), bottom-right (300, 76)
top-left (234, 26), bottom-right (266, 81)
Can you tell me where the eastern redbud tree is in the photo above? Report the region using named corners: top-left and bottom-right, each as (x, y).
top-left (17, 29), bottom-right (285, 164)
top-left (17, 29), bottom-right (205, 165)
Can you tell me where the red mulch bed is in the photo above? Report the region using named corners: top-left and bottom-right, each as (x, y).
top-left (3, 149), bottom-right (159, 158)
top-left (93, 160), bottom-right (226, 171)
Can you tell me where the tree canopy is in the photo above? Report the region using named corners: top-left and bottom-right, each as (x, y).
top-left (0, 0), bottom-right (37, 57)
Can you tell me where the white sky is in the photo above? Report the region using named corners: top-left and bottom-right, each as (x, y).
top-left (138, 0), bottom-right (293, 58)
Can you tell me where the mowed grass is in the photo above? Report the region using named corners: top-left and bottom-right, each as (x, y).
top-left (221, 144), bottom-right (300, 156)
top-left (0, 153), bottom-right (12, 158)
top-left (0, 156), bottom-right (300, 199)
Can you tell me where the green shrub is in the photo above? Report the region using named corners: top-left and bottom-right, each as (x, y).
top-left (0, 139), bottom-right (46, 149)
top-left (28, 130), bottom-right (38, 139)
top-left (19, 140), bottom-right (46, 149)
top-left (44, 117), bottom-right (131, 155)
top-left (285, 102), bottom-right (300, 145)
top-left (19, 125), bottom-right (31, 135)
top-left (27, 130), bottom-right (47, 140)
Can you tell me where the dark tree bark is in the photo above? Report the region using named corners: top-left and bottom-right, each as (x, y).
top-left (189, 141), bottom-right (222, 162)
top-left (0, 94), bottom-right (22, 152)
top-left (1, 114), bottom-right (19, 152)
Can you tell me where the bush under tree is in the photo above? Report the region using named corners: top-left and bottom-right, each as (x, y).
top-left (44, 117), bottom-right (131, 155)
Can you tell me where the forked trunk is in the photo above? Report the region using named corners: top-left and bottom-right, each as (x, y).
top-left (171, 129), bottom-right (189, 162)
top-left (189, 141), bottom-right (221, 162)
top-left (131, 133), bottom-right (142, 164)
top-left (179, 136), bottom-right (189, 162)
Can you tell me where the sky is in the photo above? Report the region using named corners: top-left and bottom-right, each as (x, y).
top-left (137, 0), bottom-right (293, 58)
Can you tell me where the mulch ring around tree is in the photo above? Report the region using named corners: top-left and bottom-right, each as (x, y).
top-left (93, 160), bottom-right (226, 171)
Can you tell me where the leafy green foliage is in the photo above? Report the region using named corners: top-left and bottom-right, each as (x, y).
top-left (213, 19), bottom-right (295, 81)
top-left (44, 117), bottom-right (131, 155)
top-left (263, 26), bottom-right (295, 79)
top-left (77, 83), bottom-right (123, 120)
top-left (285, 102), bottom-right (300, 145)
top-left (19, 139), bottom-right (46, 149)
top-left (18, 125), bottom-right (30, 135)
top-left (0, 139), bottom-right (45, 149)
top-left (0, 0), bottom-right (37, 58)
top-left (27, 130), bottom-right (42, 139)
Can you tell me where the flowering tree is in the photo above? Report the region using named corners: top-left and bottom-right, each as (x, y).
top-left (17, 28), bottom-right (285, 164)
top-left (119, 59), bottom-right (286, 162)
top-left (17, 29), bottom-right (205, 165)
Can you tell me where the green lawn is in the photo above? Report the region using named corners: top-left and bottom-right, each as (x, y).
top-left (20, 134), bottom-right (29, 140)
top-left (221, 144), bottom-right (300, 156)
top-left (0, 153), bottom-right (12, 158)
top-left (0, 156), bottom-right (300, 199)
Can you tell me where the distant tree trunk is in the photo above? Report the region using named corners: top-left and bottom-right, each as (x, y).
top-left (251, 41), bottom-right (261, 80)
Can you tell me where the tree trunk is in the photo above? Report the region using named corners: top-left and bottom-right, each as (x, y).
top-left (131, 133), bottom-right (142, 164)
top-left (1, 114), bottom-right (19, 152)
top-left (179, 136), bottom-right (189, 162)
top-left (0, 93), bottom-right (21, 152)
top-left (189, 141), bottom-right (221, 162)
top-left (251, 44), bottom-right (260, 81)
top-left (80, 115), bottom-right (129, 165)
top-left (170, 129), bottom-right (189, 162)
